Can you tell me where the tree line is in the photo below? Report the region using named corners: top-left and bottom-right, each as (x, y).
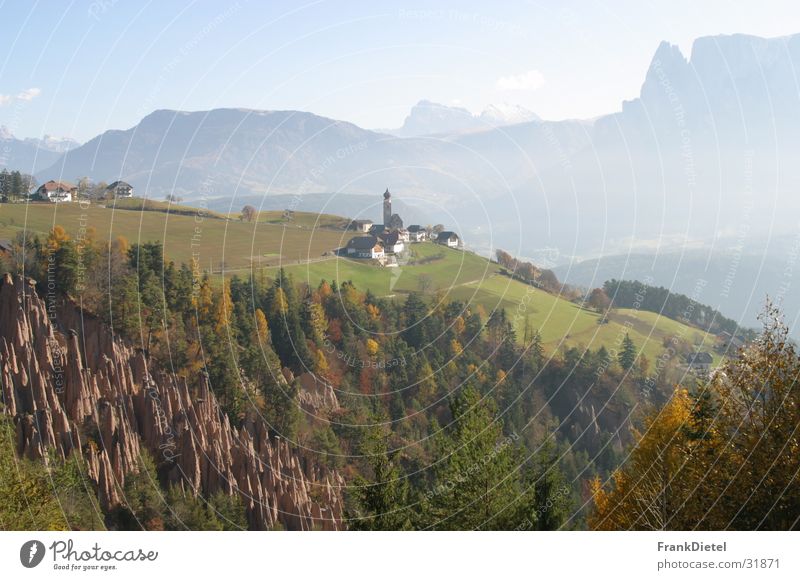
top-left (603, 279), bottom-right (750, 337)
top-left (0, 169), bottom-right (36, 201)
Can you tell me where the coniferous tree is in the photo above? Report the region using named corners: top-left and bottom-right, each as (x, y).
top-left (402, 292), bottom-right (428, 349)
top-left (618, 333), bottom-right (637, 370)
top-left (422, 385), bottom-right (522, 530)
top-left (348, 423), bottom-right (412, 530)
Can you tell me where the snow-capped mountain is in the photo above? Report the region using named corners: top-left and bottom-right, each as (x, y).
top-left (479, 103), bottom-right (540, 125)
top-left (0, 126), bottom-right (80, 173)
top-left (25, 134), bottom-right (81, 153)
top-left (389, 100), bottom-right (540, 137)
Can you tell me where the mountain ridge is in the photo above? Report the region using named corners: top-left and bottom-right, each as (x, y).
top-left (33, 32), bottom-right (800, 265)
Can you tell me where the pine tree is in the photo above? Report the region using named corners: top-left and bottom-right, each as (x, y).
top-left (618, 333), bottom-right (637, 370)
top-left (10, 171), bottom-right (22, 199)
top-left (422, 385), bottom-right (522, 530)
top-left (526, 443), bottom-right (571, 530)
top-left (348, 424), bottom-right (412, 530)
top-left (401, 292), bottom-right (428, 349)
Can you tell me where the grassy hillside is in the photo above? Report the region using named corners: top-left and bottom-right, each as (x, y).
top-left (280, 243), bottom-right (717, 362)
top-left (0, 202), bottom-right (355, 272)
top-left (0, 202), bottom-right (718, 361)
top-left (108, 197), bottom-right (228, 218)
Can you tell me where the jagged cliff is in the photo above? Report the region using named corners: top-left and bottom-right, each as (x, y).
top-left (0, 274), bottom-right (343, 530)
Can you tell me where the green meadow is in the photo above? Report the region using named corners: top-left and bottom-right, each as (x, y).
top-left (0, 201), bottom-right (717, 359)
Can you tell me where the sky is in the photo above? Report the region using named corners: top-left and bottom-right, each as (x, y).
top-left (1, 0), bottom-right (799, 141)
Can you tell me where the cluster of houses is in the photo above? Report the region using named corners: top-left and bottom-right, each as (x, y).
top-left (683, 351), bottom-right (713, 375)
top-left (344, 189), bottom-right (460, 264)
top-left (683, 331), bottom-right (747, 376)
top-left (31, 179), bottom-right (134, 203)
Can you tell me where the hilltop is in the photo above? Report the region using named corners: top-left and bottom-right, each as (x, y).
top-left (0, 201), bottom-right (725, 364)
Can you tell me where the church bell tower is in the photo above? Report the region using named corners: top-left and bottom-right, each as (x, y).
top-left (383, 188), bottom-right (391, 225)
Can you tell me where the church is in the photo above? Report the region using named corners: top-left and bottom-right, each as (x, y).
top-left (346, 188), bottom-right (409, 261)
top-left (382, 189), bottom-right (404, 231)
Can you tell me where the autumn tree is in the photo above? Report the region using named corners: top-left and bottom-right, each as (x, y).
top-left (589, 388), bottom-right (697, 530)
top-left (587, 288), bottom-right (611, 312)
top-left (591, 302), bottom-right (800, 530)
top-left (241, 205), bottom-right (257, 222)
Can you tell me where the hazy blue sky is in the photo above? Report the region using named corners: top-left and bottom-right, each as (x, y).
top-left (1, 0), bottom-right (798, 141)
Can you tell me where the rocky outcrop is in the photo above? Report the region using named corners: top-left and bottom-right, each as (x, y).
top-left (297, 372), bottom-right (340, 414)
top-left (0, 274), bottom-right (343, 530)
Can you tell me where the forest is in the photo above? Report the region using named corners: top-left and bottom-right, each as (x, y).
top-left (1, 226), bottom-right (798, 530)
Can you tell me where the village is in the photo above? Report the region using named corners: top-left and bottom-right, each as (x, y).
top-left (0, 176), bottom-right (135, 203)
top-left (344, 188), bottom-right (461, 267)
top-left (10, 178), bottom-right (463, 268)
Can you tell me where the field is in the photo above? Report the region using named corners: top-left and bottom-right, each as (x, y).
top-left (0, 201), bottom-right (356, 272)
top-left (279, 243), bottom-right (717, 362)
top-left (0, 201), bottom-right (719, 360)
top-left (280, 242), bottom-right (502, 296)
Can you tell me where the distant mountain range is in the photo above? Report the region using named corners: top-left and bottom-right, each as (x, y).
top-left (0, 126), bottom-right (79, 173)
top-left (21, 32), bottom-right (800, 326)
top-left (385, 100), bottom-right (540, 136)
top-left (35, 34), bottom-right (800, 246)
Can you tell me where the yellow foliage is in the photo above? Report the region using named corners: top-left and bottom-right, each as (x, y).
top-left (366, 304), bottom-right (381, 320)
top-left (114, 235), bottom-right (130, 256)
top-left (271, 286), bottom-right (289, 316)
top-left (315, 349), bottom-right (329, 374)
top-left (365, 338), bottom-right (379, 356)
top-left (214, 280), bottom-right (234, 332)
top-left (194, 277), bottom-right (214, 319)
top-left (255, 308), bottom-right (269, 343)
top-left (47, 225), bottom-right (70, 251)
top-left (589, 389), bottom-right (696, 530)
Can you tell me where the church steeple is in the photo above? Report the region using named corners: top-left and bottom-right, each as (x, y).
top-left (383, 188), bottom-right (392, 225)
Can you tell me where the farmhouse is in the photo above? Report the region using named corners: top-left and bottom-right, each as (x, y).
top-left (107, 180), bottom-right (134, 198)
top-left (346, 236), bottom-right (385, 259)
top-left (718, 330), bottom-right (745, 351)
top-left (35, 180), bottom-right (76, 202)
top-left (378, 231), bottom-right (405, 254)
top-left (436, 231), bottom-right (460, 248)
top-left (684, 351), bottom-right (713, 374)
top-left (407, 225), bottom-right (427, 242)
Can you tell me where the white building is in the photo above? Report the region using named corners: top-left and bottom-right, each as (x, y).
top-left (35, 180), bottom-right (76, 203)
top-left (379, 231), bottom-right (405, 254)
top-left (107, 181), bottom-right (134, 198)
top-left (346, 236), bottom-right (385, 259)
top-left (407, 225), bottom-right (428, 242)
top-left (436, 231), bottom-right (460, 248)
